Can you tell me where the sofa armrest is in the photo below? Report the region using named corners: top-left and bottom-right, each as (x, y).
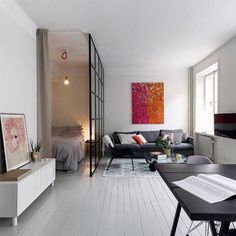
top-left (187, 136), bottom-right (194, 145)
top-left (109, 135), bottom-right (115, 145)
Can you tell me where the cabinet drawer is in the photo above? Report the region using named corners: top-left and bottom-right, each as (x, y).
top-left (40, 162), bottom-right (55, 192)
top-left (18, 171), bottom-right (41, 215)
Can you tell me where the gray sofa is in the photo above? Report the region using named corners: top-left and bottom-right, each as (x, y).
top-left (111, 129), bottom-right (194, 157)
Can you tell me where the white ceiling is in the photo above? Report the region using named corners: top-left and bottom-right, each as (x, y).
top-left (16, 0), bottom-right (236, 69)
top-left (49, 31), bottom-right (89, 79)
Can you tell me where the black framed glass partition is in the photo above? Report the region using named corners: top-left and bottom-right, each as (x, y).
top-left (89, 34), bottom-right (104, 177)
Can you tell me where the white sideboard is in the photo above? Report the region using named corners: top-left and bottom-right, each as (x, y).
top-left (0, 158), bottom-right (56, 226)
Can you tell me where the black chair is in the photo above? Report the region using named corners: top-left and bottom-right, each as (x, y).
top-left (107, 145), bottom-right (134, 171)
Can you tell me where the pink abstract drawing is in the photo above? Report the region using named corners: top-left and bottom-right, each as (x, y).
top-left (132, 83), bottom-right (164, 124)
top-left (1, 114), bottom-right (30, 171)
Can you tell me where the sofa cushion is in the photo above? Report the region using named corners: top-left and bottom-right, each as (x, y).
top-left (113, 131), bottom-right (137, 144)
top-left (137, 130), bottom-right (160, 143)
top-left (171, 143), bottom-right (193, 151)
top-left (114, 144), bottom-right (140, 151)
top-left (139, 143), bottom-right (156, 150)
top-left (132, 134), bottom-right (147, 145)
top-left (182, 132), bottom-right (190, 142)
top-left (160, 129), bottom-right (183, 135)
top-left (117, 133), bottom-right (136, 144)
top-left (161, 129), bottom-right (183, 144)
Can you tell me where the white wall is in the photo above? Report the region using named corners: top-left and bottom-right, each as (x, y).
top-left (192, 35), bottom-right (236, 164)
top-left (0, 5), bottom-right (37, 141)
top-left (105, 68), bottom-right (189, 134)
top-left (52, 65), bottom-right (89, 139)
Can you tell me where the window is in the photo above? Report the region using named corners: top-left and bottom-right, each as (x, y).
top-left (195, 63), bottom-right (218, 134)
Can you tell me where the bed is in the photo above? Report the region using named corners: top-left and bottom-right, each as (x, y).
top-left (52, 126), bottom-right (85, 172)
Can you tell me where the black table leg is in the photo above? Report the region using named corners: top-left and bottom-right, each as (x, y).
top-left (170, 203), bottom-right (181, 236)
top-left (209, 221), bottom-right (217, 236)
top-left (219, 221), bottom-right (230, 236)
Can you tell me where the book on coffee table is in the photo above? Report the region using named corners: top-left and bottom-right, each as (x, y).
top-left (173, 174), bottom-right (236, 204)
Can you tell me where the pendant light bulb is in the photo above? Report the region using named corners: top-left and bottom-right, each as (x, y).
top-left (64, 76), bottom-right (69, 85)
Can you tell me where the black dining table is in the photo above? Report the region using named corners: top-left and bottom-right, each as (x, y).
top-left (156, 164), bottom-right (236, 236)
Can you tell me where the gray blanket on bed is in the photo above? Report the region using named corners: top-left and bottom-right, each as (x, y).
top-left (52, 135), bottom-right (85, 171)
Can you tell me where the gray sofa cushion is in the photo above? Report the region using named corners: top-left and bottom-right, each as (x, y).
top-left (114, 144), bottom-right (140, 151)
top-left (113, 131), bottom-right (137, 144)
top-left (171, 143), bottom-right (193, 151)
top-left (137, 130), bottom-right (160, 143)
top-left (161, 129), bottom-right (184, 144)
top-left (139, 143), bottom-right (162, 152)
top-left (139, 143), bottom-right (156, 150)
top-left (160, 129), bottom-right (183, 135)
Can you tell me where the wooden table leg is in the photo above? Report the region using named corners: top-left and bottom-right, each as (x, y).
top-left (219, 221), bottom-right (230, 236)
top-left (170, 203), bottom-right (181, 236)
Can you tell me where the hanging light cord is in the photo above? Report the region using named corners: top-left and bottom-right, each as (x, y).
top-left (61, 50), bottom-right (69, 85)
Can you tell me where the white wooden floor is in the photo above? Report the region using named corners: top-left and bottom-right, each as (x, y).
top-left (0, 157), bottom-right (206, 236)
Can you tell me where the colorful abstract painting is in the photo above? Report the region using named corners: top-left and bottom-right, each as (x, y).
top-left (132, 83), bottom-right (164, 124)
top-left (0, 114), bottom-right (30, 171)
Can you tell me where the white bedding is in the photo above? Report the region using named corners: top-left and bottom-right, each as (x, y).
top-left (52, 135), bottom-right (85, 171)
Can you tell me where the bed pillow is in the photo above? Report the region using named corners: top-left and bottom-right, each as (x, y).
top-left (52, 127), bottom-right (67, 136)
top-left (117, 133), bottom-right (136, 144)
top-left (53, 126), bottom-right (84, 137)
top-left (132, 134), bottom-right (148, 145)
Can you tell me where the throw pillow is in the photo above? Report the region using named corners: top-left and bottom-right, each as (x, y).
top-left (132, 134), bottom-right (147, 145)
top-left (117, 133), bottom-right (136, 144)
top-left (173, 132), bottom-right (183, 144)
top-left (161, 132), bottom-right (183, 144)
top-left (182, 132), bottom-right (190, 142)
top-left (113, 131), bottom-right (137, 144)
top-left (138, 134), bottom-right (148, 144)
top-left (162, 133), bottom-right (173, 142)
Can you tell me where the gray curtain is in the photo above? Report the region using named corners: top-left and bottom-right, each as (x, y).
top-left (36, 29), bottom-right (52, 157)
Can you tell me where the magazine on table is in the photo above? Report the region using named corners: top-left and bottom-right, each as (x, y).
top-left (173, 174), bottom-right (236, 204)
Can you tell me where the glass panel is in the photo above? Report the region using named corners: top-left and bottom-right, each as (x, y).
top-left (99, 80), bottom-right (102, 99)
top-left (90, 43), bottom-right (95, 66)
top-left (91, 69), bottom-right (95, 93)
top-left (91, 94), bottom-right (95, 119)
top-left (96, 75), bottom-right (99, 96)
top-left (96, 119), bottom-right (99, 141)
top-left (96, 97), bottom-right (99, 120)
top-left (91, 145), bottom-right (96, 172)
top-left (91, 120), bottom-right (95, 141)
top-left (96, 54), bottom-right (99, 73)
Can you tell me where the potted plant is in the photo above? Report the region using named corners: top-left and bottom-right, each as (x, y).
top-left (30, 140), bottom-right (42, 162)
top-left (155, 136), bottom-right (172, 156)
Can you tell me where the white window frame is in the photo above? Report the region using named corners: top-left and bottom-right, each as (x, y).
top-left (203, 70), bottom-right (218, 115)
top-left (194, 62), bottom-right (219, 134)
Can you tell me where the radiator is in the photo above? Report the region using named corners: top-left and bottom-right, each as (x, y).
top-left (196, 133), bottom-right (215, 160)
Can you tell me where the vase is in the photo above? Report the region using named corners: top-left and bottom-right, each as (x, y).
top-left (163, 148), bottom-right (171, 156)
top-left (31, 152), bottom-right (41, 162)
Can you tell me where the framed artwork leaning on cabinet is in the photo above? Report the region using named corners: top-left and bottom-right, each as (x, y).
top-left (0, 113), bottom-right (30, 171)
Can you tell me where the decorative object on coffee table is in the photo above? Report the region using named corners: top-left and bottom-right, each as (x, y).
top-left (132, 82), bottom-right (164, 124)
top-left (0, 113), bottom-right (30, 171)
top-left (155, 135), bottom-right (172, 156)
top-left (30, 140), bottom-right (42, 162)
